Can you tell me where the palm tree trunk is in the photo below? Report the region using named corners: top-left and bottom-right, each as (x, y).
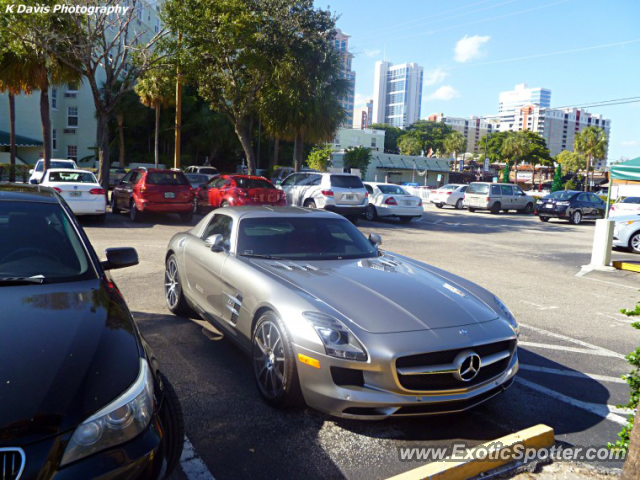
top-left (96, 112), bottom-right (111, 191)
top-left (271, 137), bottom-right (279, 171)
top-left (117, 113), bottom-right (125, 168)
top-left (40, 83), bottom-right (52, 173)
top-left (294, 133), bottom-right (304, 172)
top-left (8, 93), bottom-right (16, 183)
top-left (622, 403), bottom-right (640, 479)
top-left (154, 102), bottom-right (160, 169)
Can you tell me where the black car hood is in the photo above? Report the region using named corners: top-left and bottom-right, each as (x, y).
top-left (0, 279), bottom-right (140, 445)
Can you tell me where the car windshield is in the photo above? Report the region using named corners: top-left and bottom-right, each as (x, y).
top-left (439, 184), bottom-right (458, 190)
top-left (466, 184), bottom-right (489, 194)
top-left (622, 197), bottom-right (640, 204)
top-left (0, 201), bottom-right (95, 283)
top-left (146, 171), bottom-right (189, 185)
top-left (330, 175), bottom-right (364, 189)
top-left (378, 185), bottom-right (408, 195)
top-left (199, 167), bottom-right (218, 175)
top-left (235, 178), bottom-right (274, 189)
top-left (48, 172), bottom-right (97, 183)
top-left (547, 191), bottom-right (577, 200)
top-left (237, 217), bottom-right (378, 261)
top-left (35, 161), bottom-right (75, 172)
top-left (186, 174), bottom-right (209, 185)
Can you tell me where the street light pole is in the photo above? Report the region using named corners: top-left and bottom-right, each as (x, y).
top-left (174, 31), bottom-right (183, 170)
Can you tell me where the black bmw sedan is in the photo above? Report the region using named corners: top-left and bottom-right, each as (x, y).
top-left (0, 184), bottom-right (183, 479)
top-left (535, 190), bottom-right (606, 224)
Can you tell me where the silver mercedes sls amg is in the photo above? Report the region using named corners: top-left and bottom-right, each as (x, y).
top-left (164, 206), bottom-right (519, 419)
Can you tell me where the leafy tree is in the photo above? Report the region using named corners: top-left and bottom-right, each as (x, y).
top-left (575, 126), bottom-right (608, 192)
top-left (502, 131), bottom-right (529, 184)
top-left (477, 131), bottom-right (510, 164)
top-left (370, 123), bottom-right (403, 154)
top-left (556, 150), bottom-right (586, 174)
top-left (108, 84), bottom-right (143, 168)
top-left (551, 164), bottom-right (563, 192)
top-left (343, 146), bottom-right (372, 177)
top-left (405, 120), bottom-right (453, 155)
top-left (306, 145), bottom-right (333, 171)
top-left (397, 135), bottom-right (422, 156)
top-left (443, 131), bottom-right (467, 170)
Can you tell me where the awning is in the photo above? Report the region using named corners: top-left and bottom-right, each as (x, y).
top-left (371, 155), bottom-right (450, 172)
top-left (0, 131), bottom-right (43, 147)
top-left (610, 156), bottom-right (640, 181)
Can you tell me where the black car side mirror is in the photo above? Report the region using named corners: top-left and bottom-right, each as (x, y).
top-left (102, 247), bottom-right (139, 270)
top-left (205, 234), bottom-right (226, 253)
top-left (368, 233), bottom-right (382, 247)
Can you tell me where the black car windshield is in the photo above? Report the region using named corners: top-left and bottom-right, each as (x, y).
top-left (547, 191), bottom-right (577, 200)
top-left (0, 201), bottom-right (96, 283)
top-left (330, 175), bottom-right (364, 189)
top-left (35, 161), bottom-right (75, 172)
top-left (237, 217), bottom-right (378, 260)
top-left (466, 184), bottom-right (489, 194)
top-left (199, 167), bottom-right (218, 175)
top-left (146, 171), bottom-right (189, 185)
top-left (235, 178), bottom-right (274, 189)
top-left (622, 197), bottom-right (640, 204)
top-left (378, 185), bottom-right (408, 195)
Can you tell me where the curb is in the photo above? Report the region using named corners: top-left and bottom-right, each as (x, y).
top-left (612, 260), bottom-right (640, 273)
top-left (386, 424), bottom-right (555, 480)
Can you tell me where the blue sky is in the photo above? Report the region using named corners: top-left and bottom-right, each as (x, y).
top-left (323, 0), bottom-right (640, 162)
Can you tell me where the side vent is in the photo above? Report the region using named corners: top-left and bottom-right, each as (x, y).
top-left (225, 293), bottom-right (243, 324)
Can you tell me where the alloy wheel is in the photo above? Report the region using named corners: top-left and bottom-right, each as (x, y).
top-left (366, 205), bottom-right (377, 221)
top-left (631, 233), bottom-right (640, 253)
top-left (253, 321), bottom-right (286, 398)
top-left (455, 199), bottom-right (463, 209)
top-left (165, 258), bottom-right (179, 309)
top-left (572, 211), bottom-right (582, 225)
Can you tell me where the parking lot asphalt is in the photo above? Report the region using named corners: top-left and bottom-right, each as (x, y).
top-left (81, 205), bottom-right (640, 479)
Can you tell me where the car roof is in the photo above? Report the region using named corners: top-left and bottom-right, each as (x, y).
top-left (0, 183), bottom-right (60, 203)
top-left (226, 174), bottom-right (269, 180)
top-left (209, 205), bottom-right (342, 221)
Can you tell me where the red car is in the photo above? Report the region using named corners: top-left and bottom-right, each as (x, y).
top-left (193, 175), bottom-right (286, 213)
top-left (110, 168), bottom-right (194, 222)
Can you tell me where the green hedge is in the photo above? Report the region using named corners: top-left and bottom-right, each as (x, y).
top-left (0, 164), bottom-right (31, 182)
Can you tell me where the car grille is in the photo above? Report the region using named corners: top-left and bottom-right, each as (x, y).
top-left (395, 340), bottom-right (516, 392)
top-left (0, 448), bottom-right (25, 480)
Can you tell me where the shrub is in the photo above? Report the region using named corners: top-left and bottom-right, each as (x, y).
top-left (306, 145), bottom-right (333, 172)
top-left (344, 146), bottom-right (372, 178)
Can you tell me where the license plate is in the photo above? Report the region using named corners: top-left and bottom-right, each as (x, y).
top-left (345, 194), bottom-right (353, 200)
top-left (69, 191), bottom-right (81, 197)
top-left (164, 192), bottom-right (175, 199)
top-left (544, 203), bottom-right (553, 208)
top-left (403, 201), bottom-right (412, 206)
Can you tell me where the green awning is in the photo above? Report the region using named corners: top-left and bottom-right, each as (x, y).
top-left (610, 156), bottom-right (640, 181)
top-left (0, 130), bottom-right (43, 147)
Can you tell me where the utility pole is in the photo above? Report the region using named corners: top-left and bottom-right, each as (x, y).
top-left (174, 32), bottom-right (183, 170)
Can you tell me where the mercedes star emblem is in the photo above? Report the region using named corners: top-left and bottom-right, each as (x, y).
top-left (452, 350), bottom-right (482, 382)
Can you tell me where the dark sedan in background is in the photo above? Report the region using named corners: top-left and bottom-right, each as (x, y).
top-left (535, 190), bottom-right (606, 224)
top-left (0, 184), bottom-right (183, 478)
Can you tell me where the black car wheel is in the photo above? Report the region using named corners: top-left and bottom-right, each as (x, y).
top-left (539, 216), bottom-right (550, 222)
top-left (221, 200), bottom-right (230, 208)
top-left (164, 254), bottom-right (194, 317)
top-left (490, 202), bottom-right (501, 214)
top-left (570, 210), bottom-right (582, 225)
top-left (365, 204), bottom-right (377, 221)
top-left (435, 203), bottom-right (443, 209)
top-left (629, 232), bottom-right (640, 253)
top-left (110, 194), bottom-right (120, 214)
top-left (252, 311), bottom-right (304, 408)
top-left (502, 209), bottom-right (509, 213)
top-left (304, 199), bottom-right (317, 209)
top-left (523, 203), bottom-right (534, 214)
top-left (468, 207), bottom-right (476, 212)
top-left (129, 200), bottom-right (142, 222)
top-left (455, 199), bottom-right (463, 210)
top-left (159, 373), bottom-right (185, 477)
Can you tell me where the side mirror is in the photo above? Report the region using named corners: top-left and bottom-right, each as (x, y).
top-left (29, 179), bottom-right (38, 185)
top-left (205, 234), bottom-right (226, 253)
top-left (368, 233), bottom-right (382, 248)
top-left (102, 247), bottom-right (139, 271)
top-left (29, 169), bottom-right (34, 175)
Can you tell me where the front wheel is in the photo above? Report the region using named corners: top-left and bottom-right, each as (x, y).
top-left (365, 204), bottom-right (377, 221)
top-left (435, 203), bottom-right (443, 209)
top-left (539, 216), bottom-right (550, 222)
top-left (252, 312), bottom-right (304, 408)
top-left (455, 199), bottom-right (463, 210)
top-left (303, 199), bottom-right (317, 209)
top-left (221, 200), bottom-right (230, 208)
top-left (570, 210), bottom-right (582, 225)
top-left (159, 373), bottom-right (185, 477)
top-left (468, 207), bottom-right (476, 212)
top-left (164, 254), bottom-right (194, 316)
top-left (629, 232), bottom-right (640, 254)
top-left (110, 194), bottom-right (120, 214)
top-left (129, 200), bottom-right (143, 222)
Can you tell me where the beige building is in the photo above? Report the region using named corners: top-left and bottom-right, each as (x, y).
top-left (332, 127), bottom-right (385, 153)
top-left (353, 100), bottom-right (373, 130)
top-left (428, 113), bottom-right (496, 154)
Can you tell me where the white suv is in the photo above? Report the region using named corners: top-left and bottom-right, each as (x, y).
top-left (279, 172), bottom-right (368, 221)
top-left (28, 159), bottom-right (77, 184)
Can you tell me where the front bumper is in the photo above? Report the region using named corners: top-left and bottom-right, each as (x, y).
top-left (325, 204), bottom-right (367, 216)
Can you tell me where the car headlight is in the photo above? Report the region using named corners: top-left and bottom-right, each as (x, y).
top-left (61, 359), bottom-right (154, 466)
top-left (303, 312), bottom-right (367, 361)
top-left (494, 296), bottom-right (519, 336)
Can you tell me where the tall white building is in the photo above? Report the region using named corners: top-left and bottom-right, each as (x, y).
top-left (498, 83), bottom-right (551, 113)
top-left (334, 29), bottom-right (356, 128)
top-left (372, 61), bottom-right (423, 129)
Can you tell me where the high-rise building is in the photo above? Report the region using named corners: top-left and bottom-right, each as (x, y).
top-left (428, 113), bottom-right (496, 154)
top-left (353, 99), bottom-right (373, 129)
top-left (334, 29), bottom-right (356, 128)
top-left (498, 83), bottom-right (551, 113)
top-left (372, 61), bottom-right (423, 129)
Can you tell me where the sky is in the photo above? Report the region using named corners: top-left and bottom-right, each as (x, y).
top-left (321, 0), bottom-right (640, 162)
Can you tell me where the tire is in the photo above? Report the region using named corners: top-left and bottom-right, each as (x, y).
top-left (348, 215), bottom-right (359, 224)
top-left (252, 311), bottom-right (304, 408)
top-left (502, 209), bottom-right (509, 213)
top-left (365, 204), bottom-right (377, 221)
top-left (629, 232), bottom-right (640, 253)
top-left (468, 207), bottom-right (476, 212)
top-left (455, 199), bottom-right (463, 210)
top-left (399, 216), bottom-right (413, 223)
top-left (221, 200), bottom-right (230, 208)
top-left (490, 202), bottom-right (501, 214)
top-left (110, 194), bottom-right (120, 214)
top-left (303, 199), bottom-right (317, 209)
top-left (129, 200), bottom-right (143, 222)
top-left (435, 203), bottom-right (443, 209)
top-left (570, 210), bottom-right (582, 225)
top-left (180, 211), bottom-right (194, 223)
top-left (159, 373), bottom-right (185, 478)
top-left (523, 203), bottom-right (534, 214)
top-left (539, 216), bottom-right (550, 222)
top-left (164, 254), bottom-right (195, 316)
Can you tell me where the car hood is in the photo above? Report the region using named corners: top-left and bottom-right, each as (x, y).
top-left (0, 279), bottom-right (140, 445)
top-left (253, 256), bottom-right (498, 333)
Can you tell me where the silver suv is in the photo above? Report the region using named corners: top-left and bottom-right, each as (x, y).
top-left (464, 182), bottom-right (535, 214)
top-left (278, 172), bottom-right (368, 221)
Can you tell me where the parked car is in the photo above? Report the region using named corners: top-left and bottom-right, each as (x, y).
top-left (108, 167), bottom-right (127, 188)
top-left (610, 197), bottom-right (640, 217)
top-left (464, 182), bottom-right (535, 214)
top-left (535, 190), bottom-right (606, 224)
top-left (164, 207), bottom-right (519, 419)
top-left (429, 184), bottom-right (468, 209)
top-left (363, 182), bottom-right (423, 222)
top-left (28, 159), bottom-right (77, 184)
top-left (193, 175), bottom-right (285, 213)
top-left (278, 172), bottom-right (368, 222)
top-left (40, 168), bottom-right (107, 221)
top-left (185, 173), bottom-right (213, 190)
top-left (613, 215), bottom-right (640, 253)
top-left (270, 167), bottom-right (316, 186)
top-left (110, 168), bottom-right (194, 222)
top-left (185, 165), bottom-right (220, 178)
top-left (0, 184), bottom-right (184, 477)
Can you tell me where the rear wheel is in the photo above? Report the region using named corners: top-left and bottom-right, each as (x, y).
top-left (399, 216), bottom-right (413, 223)
top-left (365, 204), bottom-right (377, 221)
top-left (159, 373), bottom-right (185, 477)
top-left (523, 203), bottom-right (534, 214)
top-left (303, 199), bottom-right (317, 209)
top-left (252, 312), bottom-right (304, 408)
top-left (110, 194), bottom-right (120, 214)
top-left (629, 232), bottom-right (640, 253)
top-left (455, 199), bottom-right (463, 210)
top-left (490, 202), bottom-right (501, 214)
top-left (570, 210), bottom-right (582, 225)
top-left (539, 216), bottom-right (550, 222)
top-left (435, 203), bottom-right (443, 209)
top-left (468, 207), bottom-right (476, 212)
top-left (129, 200), bottom-right (143, 222)
top-left (164, 254), bottom-right (195, 316)
top-left (221, 200), bottom-right (230, 208)
top-left (502, 209), bottom-right (509, 213)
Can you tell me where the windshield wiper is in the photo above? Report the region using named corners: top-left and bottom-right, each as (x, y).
top-left (240, 254), bottom-right (288, 260)
top-left (0, 274), bottom-right (46, 285)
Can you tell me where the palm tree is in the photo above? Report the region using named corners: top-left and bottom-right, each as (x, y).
top-left (502, 131), bottom-right (529, 185)
top-left (108, 83), bottom-right (141, 168)
top-left (575, 126), bottom-right (608, 192)
top-left (134, 68), bottom-right (175, 168)
top-left (443, 131), bottom-right (467, 171)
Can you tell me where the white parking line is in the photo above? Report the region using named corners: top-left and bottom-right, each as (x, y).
top-left (522, 301), bottom-right (559, 311)
top-left (181, 436), bottom-right (215, 480)
top-left (597, 312), bottom-right (637, 324)
top-left (518, 341), bottom-right (624, 358)
top-left (515, 378), bottom-right (629, 426)
top-left (519, 364), bottom-right (626, 384)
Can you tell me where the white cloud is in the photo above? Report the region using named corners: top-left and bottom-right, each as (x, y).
top-left (621, 140), bottom-right (639, 146)
top-left (424, 67), bottom-right (448, 86)
top-left (454, 35), bottom-right (491, 63)
top-left (425, 85), bottom-right (460, 101)
top-left (362, 49), bottom-right (381, 58)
